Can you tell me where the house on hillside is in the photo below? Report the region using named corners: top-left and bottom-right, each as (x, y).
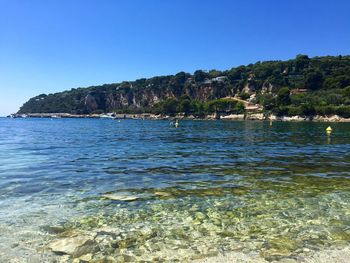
top-left (245, 103), bottom-right (262, 112)
top-left (201, 76), bottom-right (228, 86)
top-left (212, 76), bottom-right (227, 82)
top-left (290, 88), bottom-right (307, 95)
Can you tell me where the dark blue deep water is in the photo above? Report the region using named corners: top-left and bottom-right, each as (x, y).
top-left (0, 118), bottom-right (350, 262)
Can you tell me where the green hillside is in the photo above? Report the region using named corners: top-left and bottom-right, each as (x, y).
top-left (18, 55), bottom-right (350, 117)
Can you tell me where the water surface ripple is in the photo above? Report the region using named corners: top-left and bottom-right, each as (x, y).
top-left (0, 118), bottom-right (350, 262)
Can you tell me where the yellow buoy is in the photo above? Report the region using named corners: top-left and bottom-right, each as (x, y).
top-left (326, 126), bottom-right (333, 135)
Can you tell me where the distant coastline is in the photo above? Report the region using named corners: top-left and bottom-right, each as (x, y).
top-left (17, 55), bottom-right (350, 122)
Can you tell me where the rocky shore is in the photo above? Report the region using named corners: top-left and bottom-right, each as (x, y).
top-left (222, 113), bottom-right (350, 122)
top-left (9, 112), bottom-right (350, 122)
top-left (8, 113), bottom-right (169, 120)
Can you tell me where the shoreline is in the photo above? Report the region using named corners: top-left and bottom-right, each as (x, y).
top-left (8, 112), bottom-right (350, 122)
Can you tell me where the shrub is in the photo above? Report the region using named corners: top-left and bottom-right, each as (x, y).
top-left (335, 106), bottom-right (350, 118)
top-left (239, 92), bottom-right (250, 100)
top-left (287, 106), bottom-right (303, 116)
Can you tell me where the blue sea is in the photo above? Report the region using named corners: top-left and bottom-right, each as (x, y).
top-left (0, 118), bottom-right (350, 262)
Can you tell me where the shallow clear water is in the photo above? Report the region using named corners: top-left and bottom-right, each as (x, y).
top-left (0, 118), bottom-right (350, 262)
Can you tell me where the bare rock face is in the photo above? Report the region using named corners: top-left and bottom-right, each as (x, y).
top-left (49, 235), bottom-right (98, 257)
top-left (84, 94), bottom-right (98, 112)
top-left (242, 82), bottom-right (255, 94)
top-left (261, 81), bottom-right (273, 94)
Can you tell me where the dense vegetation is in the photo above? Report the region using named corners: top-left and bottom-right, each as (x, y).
top-left (18, 55), bottom-right (350, 117)
top-left (150, 97), bottom-right (245, 117)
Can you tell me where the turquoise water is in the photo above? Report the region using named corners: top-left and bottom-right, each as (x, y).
top-left (0, 118), bottom-right (350, 262)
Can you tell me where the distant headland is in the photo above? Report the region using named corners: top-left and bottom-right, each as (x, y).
top-left (15, 55), bottom-right (350, 121)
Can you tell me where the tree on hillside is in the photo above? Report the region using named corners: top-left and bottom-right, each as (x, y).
top-left (343, 86), bottom-right (350, 98)
top-left (239, 92), bottom-right (250, 100)
top-left (277, 87), bottom-right (291, 105)
top-left (295, 54), bottom-right (310, 72)
top-left (304, 70), bottom-right (324, 90)
top-left (173, 72), bottom-right (188, 85)
top-left (194, 70), bottom-right (209, 83)
top-left (178, 95), bottom-right (191, 116)
top-left (163, 98), bottom-right (178, 116)
top-left (208, 69), bottom-right (222, 78)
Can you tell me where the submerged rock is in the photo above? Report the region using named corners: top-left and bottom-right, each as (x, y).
top-left (49, 235), bottom-right (98, 257)
top-left (95, 227), bottom-right (121, 238)
top-left (78, 253), bottom-right (93, 262)
top-left (121, 253), bottom-right (137, 262)
top-left (90, 256), bottom-right (118, 263)
top-left (154, 191), bottom-right (172, 197)
top-left (102, 193), bottom-right (139, 201)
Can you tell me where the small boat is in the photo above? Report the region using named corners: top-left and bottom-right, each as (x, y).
top-left (100, 114), bottom-right (115, 119)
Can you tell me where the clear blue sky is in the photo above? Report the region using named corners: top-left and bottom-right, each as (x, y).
top-left (1, 0), bottom-right (350, 115)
